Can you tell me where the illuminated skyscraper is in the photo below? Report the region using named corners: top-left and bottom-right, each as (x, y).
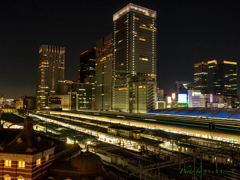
top-left (95, 33), bottom-right (113, 110)
top-left (78, 48), bottom-right (96, 84)
top-left (208, 60), bottom-right (237, 97)
top-left (194, 62), bottom-right (208, 93)
top-left (113, 3), bottom-right (157, 113)
top-left (36, 45), bottom-right (65, 109)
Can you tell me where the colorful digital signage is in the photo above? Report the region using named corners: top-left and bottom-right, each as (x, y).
top-left (178, 94), bottom-right (187, 104)
top-left (210, 94), bottom-right (213, 103)
top-left (167, 96), bottom-right (172, 104)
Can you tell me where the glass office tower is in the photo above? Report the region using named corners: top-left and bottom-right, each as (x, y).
top-left (194, 62), bottom-right (208, 93)
top-left (36, 45), bottom-right (65, 109)
top-left (113, 3), bottom-right (157, 113)
top-left (78, 48), bottom-right (96, 84)
top-left (208, 60), bottom-right (237, 98)
top-left (95, 33), bottom-right (113, 110)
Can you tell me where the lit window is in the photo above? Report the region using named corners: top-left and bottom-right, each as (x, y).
top-left (17, 178), bottom-right (24, 180)
top-left (4, 177), bottom-right (11, 180)
top-left (139, 58), bottom-right (148, 61)
top-left (18, 161), bottom-right (25, 168)
top-left (45, 155), bottom-right (49, 161)
top-left (4, 160), bottom-right (11, 167)
top-left (139, 38), bottom-right (145, 41)
top-left (36, 159), bottom-right (41, 166)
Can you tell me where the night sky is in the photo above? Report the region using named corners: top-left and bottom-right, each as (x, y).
top-left (1, 0), bottom-right (240, 99)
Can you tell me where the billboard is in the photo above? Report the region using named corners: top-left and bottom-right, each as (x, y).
top-left (210, 94), bottom-right (213, 103)
top-left (178, 94), bottom-right (187, 104)
top-left (167, 96), bottom-right (172, 104)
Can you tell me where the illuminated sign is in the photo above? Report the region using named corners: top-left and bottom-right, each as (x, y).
top-left (178, 94), bottom-right (187, 104)
top-left (172, 93), bottom-right (176, 100)
top-left (193, 92), bottom-right (201, 96)
top-left (167, 96), bottom-right (172, 104)
top-left (210, 94), bottom-right (213, 103)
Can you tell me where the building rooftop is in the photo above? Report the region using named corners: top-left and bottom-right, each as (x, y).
top-left (108, 125), bottom-right (143, 131)
top-left (45, 149), bottom-right (119, 180)
top-left (106, 148), bottom-right (135, 159)
top-left (113, 3), bottom-right (156, 21)
top-left (48, 109), bottom-right (240, 138)
top-left (0, 117), bottom-right (56, 153)
top-left (0, 117), bottom-right (80, 157)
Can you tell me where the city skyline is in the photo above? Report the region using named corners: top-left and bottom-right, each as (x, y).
top-left (1, 0), bottom-right (240, 99)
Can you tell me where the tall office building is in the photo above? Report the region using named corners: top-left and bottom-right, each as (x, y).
top-left (78, 48), bottom-right (96, 84)
top-left (113, 3), bottom-right (157, 113)
top-left (95, 33), bottom-right (113, 110)
top-left (36, 45), bottom-right (65, 109)
top-left (194, 62), bottom-right (208, 93)
top-left (208, 60), bottom-right (237, 97)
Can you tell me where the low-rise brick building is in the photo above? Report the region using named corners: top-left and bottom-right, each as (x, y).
top-left (0, 117), bottom-right (80, 180)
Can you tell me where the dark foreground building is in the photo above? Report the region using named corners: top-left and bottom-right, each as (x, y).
top-left (0, 117), bottom-right (79, 180)
top-left (45, 149), bottom-right (119, 180)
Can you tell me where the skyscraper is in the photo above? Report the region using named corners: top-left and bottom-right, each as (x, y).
top-left (95, 33), bottom-right (113, 110)
top-left (36, 45), bottom-right (65, 109)
top-left (112, 3), bottom-right (157, 113)
top-left (78, 48), bottom-right (96, 84)
top-left (194, 62), bottom-right (208, 93)
top-left (208, 60), bottom-right (237, 98)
